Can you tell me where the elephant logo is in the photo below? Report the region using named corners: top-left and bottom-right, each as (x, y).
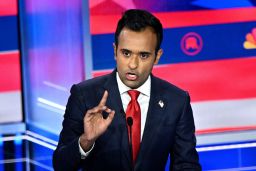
top-left (181, 32), bottom-right (203, 56)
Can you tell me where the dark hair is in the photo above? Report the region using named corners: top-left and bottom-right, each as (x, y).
top-left (115, 9), bottom-right (163, 53)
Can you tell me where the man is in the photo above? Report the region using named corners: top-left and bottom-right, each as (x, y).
top-left (53, 9), bottom-right (201, 171)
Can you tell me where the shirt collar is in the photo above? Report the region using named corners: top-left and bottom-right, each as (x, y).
top-left (116, 72), bottom-right (151, 97)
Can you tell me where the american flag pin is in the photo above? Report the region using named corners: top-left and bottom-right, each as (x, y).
top-left (158, 100), bottom-right (164, 108)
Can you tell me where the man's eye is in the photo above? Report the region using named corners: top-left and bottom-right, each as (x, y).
top-left (140, 53), bottom-right (149, 59)
top-left (122, 51), bottom-right (131, 57)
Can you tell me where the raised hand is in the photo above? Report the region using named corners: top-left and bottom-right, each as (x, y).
top-left (79, 90), bottom-right (115, 151)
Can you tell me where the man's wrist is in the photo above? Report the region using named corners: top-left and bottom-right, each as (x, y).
top-left (79, 134), bottom-right (95, 152)
top-left (78, 136), bottom-right (95, 159)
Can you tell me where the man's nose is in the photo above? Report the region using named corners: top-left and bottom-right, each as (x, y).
top-left (128, 55), bottom-right (139, 69)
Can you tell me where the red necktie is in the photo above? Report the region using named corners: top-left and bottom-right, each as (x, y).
top-left (126, 90), bottom-right (141, 164)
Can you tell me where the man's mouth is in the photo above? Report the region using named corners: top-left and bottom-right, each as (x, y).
top-left (126, 72), bottom-right (138, 81)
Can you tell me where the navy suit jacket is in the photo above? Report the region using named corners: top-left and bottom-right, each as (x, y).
top-left (53, 70), bottom-right (201, 171)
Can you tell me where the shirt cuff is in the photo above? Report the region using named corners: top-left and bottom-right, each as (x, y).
top-left (78, 137), bottom-right (95, 159)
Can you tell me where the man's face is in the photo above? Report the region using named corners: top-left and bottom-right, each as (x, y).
top-left (114, 27), bottom-right (162, 89)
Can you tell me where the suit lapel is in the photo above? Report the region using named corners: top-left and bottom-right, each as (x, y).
top-left (135, 75), bottom-right (167, 167)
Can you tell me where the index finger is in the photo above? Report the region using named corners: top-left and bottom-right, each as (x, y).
top-left (98, 90), bottom-right (108, 106)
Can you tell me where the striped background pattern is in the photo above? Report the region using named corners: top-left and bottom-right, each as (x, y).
top-left (0, 1), bottom-right (22, 123)
top-left (89, 1), bottom-right (256, 135)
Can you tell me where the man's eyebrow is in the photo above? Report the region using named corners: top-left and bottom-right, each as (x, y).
top-left (120, 48), bottom-right (131, 52)
top-left (120, 49), bottom-right (152, 54)
top-left (139, 51), bottom-right (152, 55)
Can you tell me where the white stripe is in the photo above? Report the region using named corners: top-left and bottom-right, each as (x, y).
top-left (196, 130), bottom-right (256, 145)
top-left (26, 130), bottom-right (58, 145)
top-left (197, 142), bottom-right (256, 152)
top-left (0, 135), bottom-right (26, 141)
top-left (0, 158), bottom-right (53, 171)
top-left (0, 158), bottom-right (27, 164)
top-left (28, 158), bottom-right (54, 171)
top-left (0, 135), bottom-right (56, 150)
top-left (25, 136), bottom-right (56, 150)
top-left (206, 166), bottom-right (256, 171)
top-left (192, 98), bottom-right (256, 130)
top-left (37, 102), bottom-right (64, 115)
top-left (43, 81), bottom-right (68, 92)
top-left (0, 50), bottom-right (19, 55)
top-left (0, 91), bottom-right (22, 123)
top-left (37, 97), bottom-right (66, 111)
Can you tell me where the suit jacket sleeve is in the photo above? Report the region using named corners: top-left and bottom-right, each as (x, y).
top-left (170, 92), bottom-right (201, 171)
top-left (53, 84), bottom-right (87, 171)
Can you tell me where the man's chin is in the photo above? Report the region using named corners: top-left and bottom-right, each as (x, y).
top-left (124, 80), bottom-right (140, 89)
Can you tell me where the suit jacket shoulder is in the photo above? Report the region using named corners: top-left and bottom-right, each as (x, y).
top-left (151, 75), bottom-right (190, 107)
top-left (72, 72), bottom-right (115, 109)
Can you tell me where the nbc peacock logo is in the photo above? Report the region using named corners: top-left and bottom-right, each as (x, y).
top-left (243, 28), bottom-right (256, 49)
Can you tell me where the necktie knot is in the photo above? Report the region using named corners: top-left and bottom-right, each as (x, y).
top-left (128, 90), bottom-right (140, 101)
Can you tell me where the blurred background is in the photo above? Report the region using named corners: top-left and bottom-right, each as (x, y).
top-left (1, 0), bottom-right (256, 170)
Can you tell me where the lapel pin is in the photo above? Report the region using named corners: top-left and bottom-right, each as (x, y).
top-left (158, 100), bottom-right (164, 108)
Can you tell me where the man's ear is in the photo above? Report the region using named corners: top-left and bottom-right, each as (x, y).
top-left (154, 49), bottom-right (163, 65)
top-left (113, 43), bottom-right (117, 60)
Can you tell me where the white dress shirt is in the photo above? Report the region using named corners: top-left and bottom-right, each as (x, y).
top-left (79, 72), bottom-right (151, 157)
top-left (116, 72), bottom-right (151, 140)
